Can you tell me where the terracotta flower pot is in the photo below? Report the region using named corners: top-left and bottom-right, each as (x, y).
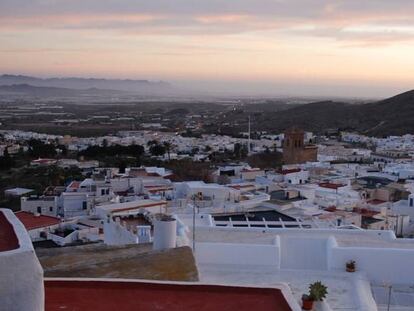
top-left (346, 266), bottom-right (355, 272)
top-left (302, 298), bottom-right (314, 310)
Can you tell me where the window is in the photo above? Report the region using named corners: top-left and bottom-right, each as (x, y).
top-left (82, 201), bottom-right (87, 210)
top-left (37, 206), bottom-right (42, 214)
top-left (101, 189), bottom-right (105, 196)
top-left (49, 206), bottom-right (53, 212)
top-left (410, 198), bottom-right (413, 207)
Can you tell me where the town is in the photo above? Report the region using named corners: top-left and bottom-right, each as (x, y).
top-left (2, 0), bottom-right (414, 310)
top-left (2, 122), bottom-right (414, 310)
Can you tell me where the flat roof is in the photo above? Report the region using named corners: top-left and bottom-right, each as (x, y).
top-left (15, 211), bottom-right (61, 230)
top-left (45, 280), bottom-right (292, 311)
top-left (96, 200), bottom-right (167, 213)
top-left (0, 210), bottom-right (19, 251)
top-left (4, 187), bottom-right (34, 195)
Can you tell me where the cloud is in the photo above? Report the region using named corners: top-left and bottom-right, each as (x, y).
top-left (1, 1), bottom-right (414, 44)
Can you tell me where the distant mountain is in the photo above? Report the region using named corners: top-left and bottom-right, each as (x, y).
top-left (0, 83), bottom-right (128, 97)
top-left (248, 90), bottom-right (414, 136)
top-left (0, 74), bottom-right (172, 94)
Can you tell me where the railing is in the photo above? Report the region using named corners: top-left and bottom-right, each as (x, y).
top-left (213, 217), bottom-right (313, 229)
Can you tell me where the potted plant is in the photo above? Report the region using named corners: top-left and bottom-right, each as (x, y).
top-left (309, 281), bottom-right (328, 310)
top-left (301, 294), bottom-right (314, 310)
top-left (346, 260), bottom-right (356, 272)
top-left (302, 281), bottom-right (328, 310)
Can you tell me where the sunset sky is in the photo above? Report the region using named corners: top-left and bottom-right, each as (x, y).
top-left (1, 0), bottom-right (414, 97)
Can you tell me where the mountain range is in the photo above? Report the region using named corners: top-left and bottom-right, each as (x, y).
top-left (1, 74), bottom-right (413, 136)
top-left (0, 84), bottom-right (129, 97)
top-left (0, 74), bottom-right (171, 94)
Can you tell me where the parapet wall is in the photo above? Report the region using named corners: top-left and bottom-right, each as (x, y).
top-left (327, 236), bottom-right (414, 284)
top-left (196, 226), bottom-right (414, 285)
top-left (197, 237), bottom-right (280, 267)
top-left (0, 209), bottom-right (44, 311)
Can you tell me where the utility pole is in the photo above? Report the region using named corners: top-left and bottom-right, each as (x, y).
top-left (387, 284), bottom-right (392, 311)
top-left (248, 115), bottom-right (251, 155)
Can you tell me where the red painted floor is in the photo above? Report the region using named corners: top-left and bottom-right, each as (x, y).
top-left (0, 211), bottom-right (19, 252)
top-left (45, 280), bottom-right (292, 311)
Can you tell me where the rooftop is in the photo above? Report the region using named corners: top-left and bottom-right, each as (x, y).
top-left (37, 244), bottom-right (199, 282)
top-left (44, 279), bottom-right (292, 311)
top-left (96, 199), bottom-right (167, 214)
top-left (280, 168), bottom-right (302, 175)
top-left (318, 182), bottom-right (346, 190)
top-left (15, 211), bottom-right (61, 230)
top-left (0, 210), bottom-right (19, 251)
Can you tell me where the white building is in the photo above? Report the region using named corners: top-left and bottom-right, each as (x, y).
top-left (21, 196), bottom-right (59, 216)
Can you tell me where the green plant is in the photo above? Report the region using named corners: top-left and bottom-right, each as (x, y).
top-left (346, 260), bottom-right (356, 269)
top-left (309, 281), bottom-right (328, 301)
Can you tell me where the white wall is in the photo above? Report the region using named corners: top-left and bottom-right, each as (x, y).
top-left (111, 177), bottom-right (143, 193)
top-left (196, 239), bottom-right (280, 267)
top-left (279, 236), bottom-right (328, 270)
top-left (29, 224), bottom-right (60, 242)
top-left (62, 193), bottom-right (89, 218)
top-left (21, 197), bottom-right (58, 216)
top-left (0, 209), bottom-right (44, 311)
top-left (284, 171), bottom-right (309, 185)
top-left (48, 230), bottom-right (79, 246)
top-left (104, 218), bottom-right (138, 245)
top-left (327, 236), bottom-right (414, 284)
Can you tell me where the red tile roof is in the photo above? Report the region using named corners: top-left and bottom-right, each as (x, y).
top-left (15, 211), bottom-right (61, 231)
top-left (45, 280), bottom-right (292, 311)
top-left (280, 168), bottom-right (301, 175)
top-left (324, 206), bottom-right (337, 212)
top-left (68, 181), bottom-right (81, 190)
top-left (0, 211), bottom-right (19, 252)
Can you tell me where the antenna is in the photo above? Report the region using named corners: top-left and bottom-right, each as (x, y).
top-left (248, 115), bottom-right (251, 155)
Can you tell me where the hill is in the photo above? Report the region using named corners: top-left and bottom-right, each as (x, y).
top-left (250, 90), bottom-right (414, 136)
top-left (0, 84), bottom-right (127, 97)
top-left (0, 74), bottom-right (171, 94)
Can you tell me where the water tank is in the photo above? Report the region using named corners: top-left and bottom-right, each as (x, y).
top-left (153, 214), bottom-right (176, 251)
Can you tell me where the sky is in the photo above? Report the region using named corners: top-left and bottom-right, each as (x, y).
top-left (1, 0), bottom-right (414, 98)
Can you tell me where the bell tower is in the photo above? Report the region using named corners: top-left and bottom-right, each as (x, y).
top-left (283, 128), bottom-right (305, 164)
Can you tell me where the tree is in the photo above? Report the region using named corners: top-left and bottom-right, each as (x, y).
top-left (233, 143), bottom-right (248, 159)
top-left (147, 140), bottom-right (158, 147)
top-left (28, 139), bottom-right (57, 158)
top-left (149, 143), bottom-right (166, 157)
top-left (163, 142), bottom-right (172, 161)
top-left (57, 145), bottom-right (68, 156)
top-left (0, 149), bottom-right (15, 170)
top-left (118, 160), bottom-right (127, 174)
